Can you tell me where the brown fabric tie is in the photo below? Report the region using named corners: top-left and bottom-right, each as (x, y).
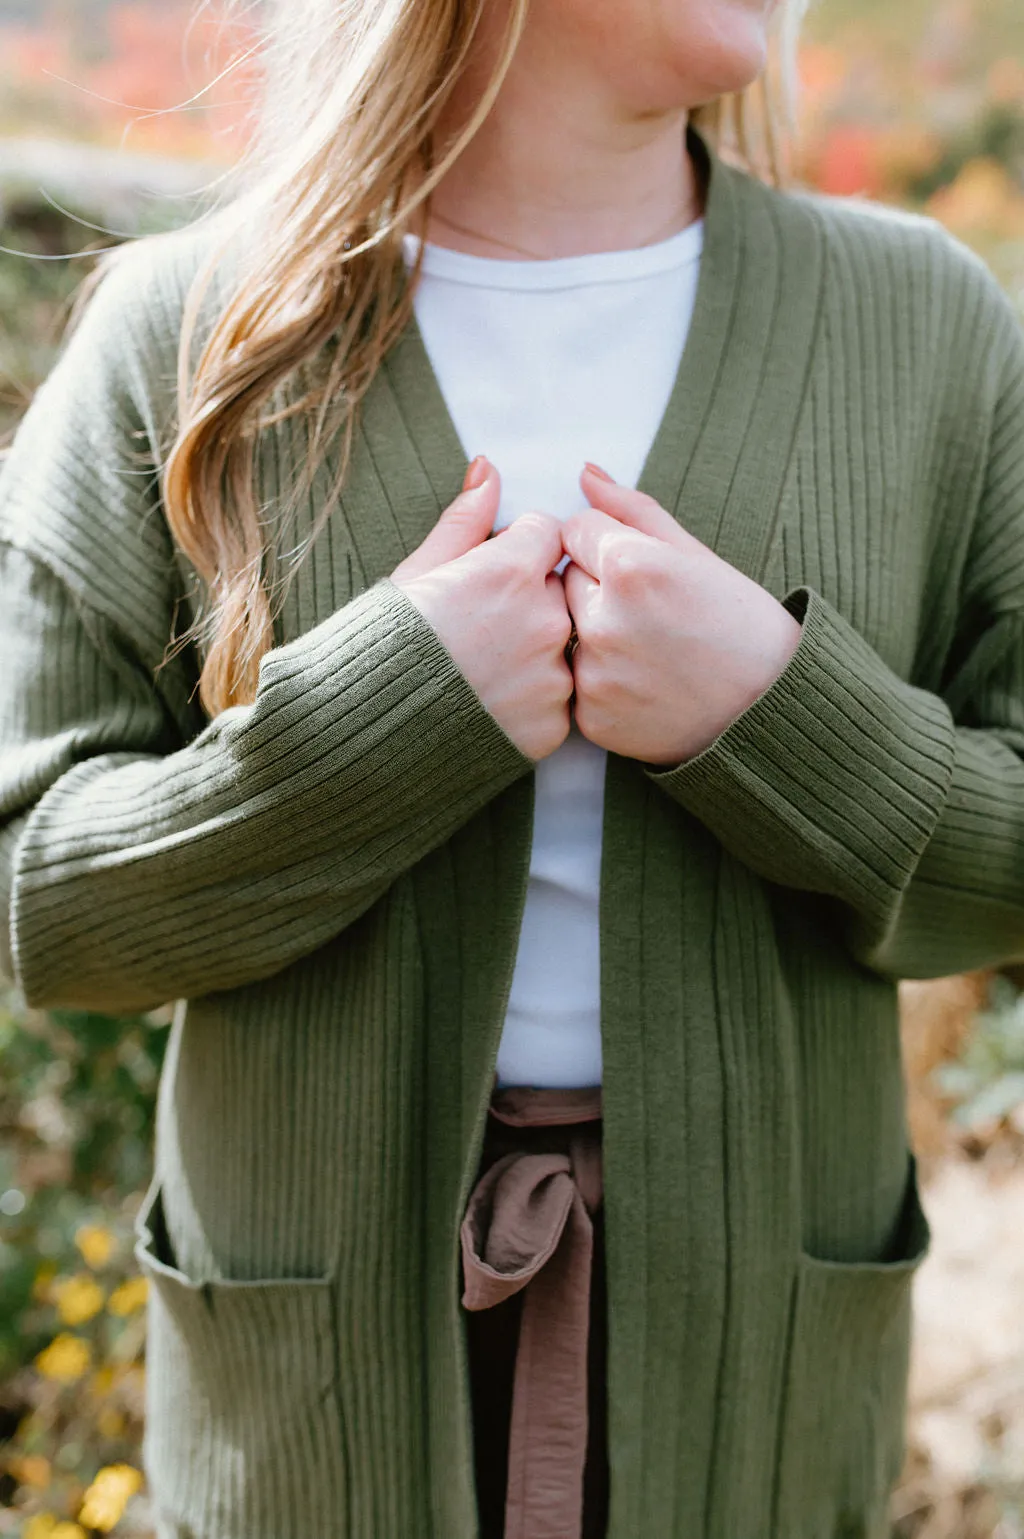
top-left (460, 1086), bottom-right (603, 1539)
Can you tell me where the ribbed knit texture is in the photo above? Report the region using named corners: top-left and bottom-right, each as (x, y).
top-left (2, 126), bottom-right (1023, 1537)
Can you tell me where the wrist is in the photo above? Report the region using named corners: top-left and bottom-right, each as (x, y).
top-left (650, 606), bottom-right (805, 769)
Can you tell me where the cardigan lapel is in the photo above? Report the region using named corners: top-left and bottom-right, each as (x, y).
top-left (371, 123), bottom-right (827, 590)
top-left (639, 136), bottom-right (827, 586)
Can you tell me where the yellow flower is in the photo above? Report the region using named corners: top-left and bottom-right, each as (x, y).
top-left (23, 1518), bottom-right (82, 1539)
top-left (78, 1464), bottom-right (144, 1532)
top-left (106, 1275), bottom-right (149, 1317)
top-left (90, 1365), bottom-right (116, 1397)
top-left (97, 1407), bottom-right (126, 1440)
top-left (74, 1224), bottom-right (116, 1270)
top-left (24, 1516), bottom-right (57, 1539)
top-left (54, 1274), bottom-right (105, 1327)
top-left (35, 1333), bottom-right (92, 1384)
top-left (12, 1453), bottom-right (51, 1487)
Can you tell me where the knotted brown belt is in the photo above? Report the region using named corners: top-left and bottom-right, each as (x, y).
top-left (460, 1085), bottom-right (603, 1539)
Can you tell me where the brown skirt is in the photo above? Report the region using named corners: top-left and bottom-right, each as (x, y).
top-left (462, 1085), bottom-right (610, 1539)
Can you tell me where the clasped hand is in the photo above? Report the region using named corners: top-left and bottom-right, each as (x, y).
top-left (390, 456), bottom-right (802, 767)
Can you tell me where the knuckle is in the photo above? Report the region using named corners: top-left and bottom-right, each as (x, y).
top-left (572, 695), bottom-right (593, 739)
top-left (604, 543), bottom-right (648, 591)
top-left (542, 611), bottom-right (572, 650)
top-left (443, 509), bottom-right (479, 539)
top-left (573, 654), bottom-right (606, 704)
top-left (527, 713), bottom-right (568, 761)
top-left (579, 610), bottom-right (608, 650)
top-left (487, 547), bottom-right (524, 590)
top-left (516, 510), bottom-right (557, 540)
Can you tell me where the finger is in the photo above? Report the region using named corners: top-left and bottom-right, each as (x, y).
top-left (391, 456), bottom-right (500, 582)
top-left (491, 510), bottom-right (565, 576)
top-left (545, 570), bottom-right (570, 608)
top-left (544, 572), bottom-right (575, 654)
top-left (580, 464), bottom-right (701, 552)
top-left (562, 560), bottom-right (599, 624)
top-left (560, 507), bottom-right (651, 579)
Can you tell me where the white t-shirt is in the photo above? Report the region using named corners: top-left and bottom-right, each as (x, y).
top-left (405, 218), bottom-right (704, 1087)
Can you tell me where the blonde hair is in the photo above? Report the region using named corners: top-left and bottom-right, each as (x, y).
top-left (160, 0), bottom-right (810, 715)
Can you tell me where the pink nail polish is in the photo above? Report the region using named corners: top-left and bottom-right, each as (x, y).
top-left (583, 462), bottom-right (615, 483)
top-left (463, 455), bottom-right (488, 492)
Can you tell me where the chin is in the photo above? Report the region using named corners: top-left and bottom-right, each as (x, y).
top-left (665, 5), bottom-right (772, 103)
top-left (611, 2), bottom-right (774, 113)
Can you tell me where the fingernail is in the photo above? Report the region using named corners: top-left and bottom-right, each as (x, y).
top-left (583, 462), bottom-right (615, 483)
top-left (463, 455), bottom-right (489, 492)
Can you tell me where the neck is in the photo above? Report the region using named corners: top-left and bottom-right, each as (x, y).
top-left (423, 21), bottom-right (702, 260)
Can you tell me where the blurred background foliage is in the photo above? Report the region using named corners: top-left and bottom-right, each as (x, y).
top-left (0, 995), bottom-right (163, 1535)
top-left (796, 0), bottom-right (1024, 304)
top-left (0, 0), bottom-right (1022, 1534)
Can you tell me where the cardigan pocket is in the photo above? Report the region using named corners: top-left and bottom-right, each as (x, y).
top-left (773, 1157), bottom-right (930, 1539)
top-left (133, 1177), bottom-right (345, 1539)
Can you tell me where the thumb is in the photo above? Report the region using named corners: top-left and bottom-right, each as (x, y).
top-left (488, 509), bottom-right (564, 577)
top-left (579, 463), bottom-right (700, 553)
top-left (391, 456), bottom-right (500, 582)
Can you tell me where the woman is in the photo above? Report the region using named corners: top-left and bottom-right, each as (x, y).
top-left (1, 0), bottom-right (1023, 1532)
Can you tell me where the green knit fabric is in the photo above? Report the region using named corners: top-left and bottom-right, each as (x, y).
top-left (2, 127), bottom-right (1023, 1538)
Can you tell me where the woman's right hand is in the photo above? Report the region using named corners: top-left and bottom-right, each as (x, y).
top-left (390, 457), bottom-right (574, 761)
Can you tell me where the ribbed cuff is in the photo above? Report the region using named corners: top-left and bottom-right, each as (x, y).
top-left (10, 574), bottom-right (535, 1010)
top-left (249, 574), bottom-right (535, 798)
top-left (645, 587), bottom-right (957, 924)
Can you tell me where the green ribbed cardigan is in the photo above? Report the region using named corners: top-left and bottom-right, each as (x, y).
top-left (2, 127), bottom-right (1024, 1538)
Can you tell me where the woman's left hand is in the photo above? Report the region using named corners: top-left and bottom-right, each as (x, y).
top-left (560, 465), bottom-right (803, 767)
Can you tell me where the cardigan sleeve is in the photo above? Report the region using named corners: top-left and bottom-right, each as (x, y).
top-left (0, 255), bottom-right (532, 1014)
top-left (646, 283), bottom-right (1024, 982)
